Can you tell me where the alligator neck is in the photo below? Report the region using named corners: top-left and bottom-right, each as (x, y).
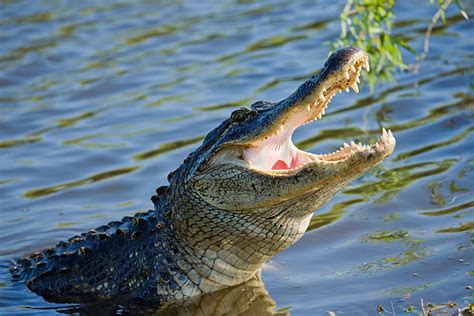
top-left (166, 183), bottom-right (314, 296)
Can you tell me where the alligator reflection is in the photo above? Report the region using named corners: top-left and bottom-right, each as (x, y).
top-left (57, 275), bottom-right (288, 315)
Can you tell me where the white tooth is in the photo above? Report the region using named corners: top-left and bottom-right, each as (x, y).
top-left (358, 142), bottom-right (362, 146)
top-left (322, 108), bottom-right (325, 115)
top-left (318, 113), bottom-right (322, 119)
top-left (345, 88), bottom-right (349, 93)
top-left (356, 76), bottom-right (360, 83)
top-left (351, 82), bottom-right (359, 93)
top-left (322, 88), bottom-right (327, 93)
top-left (351, 141), bottom-right (356, 146)
top-left (319, 93), bottom-right (326, 102)
top-left (307, 105), bottom-right (311, 111)
top-left (382, 128), bottom-right (387, 136)
top-left (388, 129), bottom-right (393, 137)
top-left (351, 65), bottom-right (356, 72)
top-left (345, 72), bottom-right (350, 80)
top-left (344, 142), bottom-right (350, 148)
top-left (365, 60), bottom-right (370, 71)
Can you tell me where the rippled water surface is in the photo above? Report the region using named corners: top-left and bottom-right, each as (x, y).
top-left (1, 0), bottom-right (473, 315)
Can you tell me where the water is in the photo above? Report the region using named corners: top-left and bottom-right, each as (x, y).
top-left (0, 0), bottom-right (473, 314)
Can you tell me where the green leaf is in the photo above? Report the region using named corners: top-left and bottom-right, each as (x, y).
top-left (392, 36), bottom-right (417, 55)
top-left (454, 0), bottom-right (469, 19)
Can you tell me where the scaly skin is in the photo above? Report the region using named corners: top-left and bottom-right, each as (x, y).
top-left (10, 47), bottom-right (396, 304)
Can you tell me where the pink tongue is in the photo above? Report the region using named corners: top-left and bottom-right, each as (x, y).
top-left (272, 160), bottom-right (289, 170)
top-left (272, 156), bottom-right (298, 170)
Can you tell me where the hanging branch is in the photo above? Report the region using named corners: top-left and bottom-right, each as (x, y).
top-left (332, 0), bottom-right (469, 89)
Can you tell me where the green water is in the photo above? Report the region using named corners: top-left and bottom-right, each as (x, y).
top-left (0, 1), bottom-right (473, 315)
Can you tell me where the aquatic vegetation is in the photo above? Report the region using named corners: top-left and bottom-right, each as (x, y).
top-left (377, 299), bottom-right (474, 316)
top-left (359, 242), bottom-right (430, 274)
top-left (362, 229), bottom-right (409, 242)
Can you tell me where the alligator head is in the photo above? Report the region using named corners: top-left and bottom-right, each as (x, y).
top-left (167, 47), bottom-right (396, 296)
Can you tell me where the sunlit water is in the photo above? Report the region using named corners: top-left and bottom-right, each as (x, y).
top-left (0, 1), bottom-right (473, 315)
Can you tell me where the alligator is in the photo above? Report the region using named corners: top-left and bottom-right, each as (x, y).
top-left (10, 47), bottom-right (395, 305)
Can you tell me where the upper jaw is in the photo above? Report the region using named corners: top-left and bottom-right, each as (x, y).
top-left (255, 47), bottom-right (370, 141)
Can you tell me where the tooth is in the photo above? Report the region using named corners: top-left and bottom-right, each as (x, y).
top-left (388, 129), bottom-right (393, 137)
top-left (351, 82), bottom-right (359, 93)
top-left (319, 93), bottom-right (326, 102)
top-left (307, 105), bottom-right (311, 111)
top-left (351, 65), bottom-right (356, 72)
top-left (365, 60), bottom-right (370, 71)
top-left (351, 141), bottom-right (356, 146)
top-left (322, 108), bottom-right (325, 115)
top-left (356, 76), bottom-right (360, 83)
top-left (382, 128), bottom-right (387, 137)
top-left (345, 88), bottom-right (349, 93)
top-left (344, 142), bottom-right (350, 148)
top-left (345, 72), bottom-right (350, 80)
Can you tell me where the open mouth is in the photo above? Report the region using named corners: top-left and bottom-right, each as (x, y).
top-left (243, 51), bottom-right (394, 172)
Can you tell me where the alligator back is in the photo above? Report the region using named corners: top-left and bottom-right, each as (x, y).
top-left (10, 210), bottom-right (165, 303)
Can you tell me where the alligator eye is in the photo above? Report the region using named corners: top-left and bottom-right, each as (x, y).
top-left (230, 108), bottom-right (250, 122)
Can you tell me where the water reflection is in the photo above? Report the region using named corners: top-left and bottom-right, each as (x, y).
top-left (40, 275), bottom-right (288, 316)
top-left (422, 200), bottom-right (474, 216)
top-left (23, 166), bottom-right (139, 199)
